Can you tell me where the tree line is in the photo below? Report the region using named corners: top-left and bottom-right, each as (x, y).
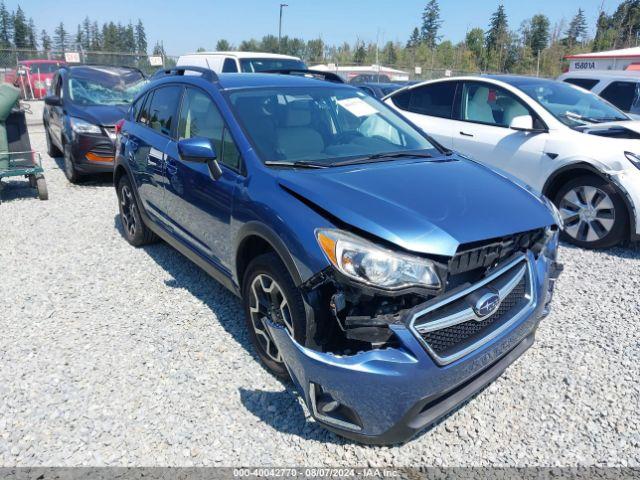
top-left (0, 1), bottom-right (149, 55)
top-left (212, 0), bottom-right (640, 78)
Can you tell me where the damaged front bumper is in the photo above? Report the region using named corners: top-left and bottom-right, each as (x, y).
top-left (266, 251), bottom-right (562, 445)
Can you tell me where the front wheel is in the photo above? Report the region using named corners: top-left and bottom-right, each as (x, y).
top-left (116, 175), bottom-right (157, 246)
top-left (63, 144), bottom-right (81, 184)
top-left (555, 175), bottom-right (627, 249)
top-left (242, 253), bottom-right (307, 380)
top-left (36, 175), bottom-right (48, 200)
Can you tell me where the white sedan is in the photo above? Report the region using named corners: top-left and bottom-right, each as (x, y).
top-left (385, 75), bottom-right (640, 249)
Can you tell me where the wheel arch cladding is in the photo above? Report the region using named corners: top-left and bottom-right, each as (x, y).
top-left (235, 223), bottom-right (305, 289)
top-left (113, 164), bottom-right (127, 187)
top-left (543, 162), bottom-right (635, 238)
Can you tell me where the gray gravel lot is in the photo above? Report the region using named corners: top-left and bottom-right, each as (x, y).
top-left (0, 101), bottom-right (639, 467)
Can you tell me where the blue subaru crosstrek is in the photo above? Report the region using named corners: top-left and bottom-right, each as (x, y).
top-left (113, 66), bottom-right (563, 444)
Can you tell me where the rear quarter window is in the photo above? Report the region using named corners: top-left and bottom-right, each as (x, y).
top-left (392, 82), bottom-right (457, 118)
top-left (563, 77), bottom-right (599, 90)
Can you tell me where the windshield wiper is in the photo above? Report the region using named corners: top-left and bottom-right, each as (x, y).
top-left (562, 111), bottom-right (602, 124)
top-left (264, 160), bottom-right (329, 169)
top-left (331, 151), bottom-right (433, 167)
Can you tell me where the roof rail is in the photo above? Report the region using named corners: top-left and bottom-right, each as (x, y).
top-left (262, 69), bottom-right (344, 84)
top-left (152, 65), bottom-right (219, 82)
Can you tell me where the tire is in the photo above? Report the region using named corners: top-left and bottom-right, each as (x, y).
top-left (554, 175), bottom-right (627, 249)
top-left (45, 127), bottom-right (62, 158)
top-left (36, 175), bottom-right (48, 200)
top-left (242, 252), bottom-right (307, 380)
top-left (116, 175), bottom-right (157, 246)
top-left (63, 143), bottom-right (81, 184)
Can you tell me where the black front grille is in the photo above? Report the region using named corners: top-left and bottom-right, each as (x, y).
top-left (449, 229), bottom-right (543, 276)
top-left (90, 143), bottom-right (115, 155)
top-left (420, 276), bottom-right (526, 358)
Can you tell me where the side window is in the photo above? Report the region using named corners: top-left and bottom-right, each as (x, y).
top-left (405, 82), bottom-right (457, 118)
top-left (600, 81), bottom-right (638, 112)
top-left (53, 73), bottom-right (63, 98)
top-left (131, 93), bottom-right (146, 121)
top-left (390, 89), bottom-right (411, 110)
top-left (222, 58), bottom-right (238, 73)
top-left (563, 78), bottom-right (599, 90)
top-left (147, 86), bottom-right (183, 136)
top-left (460, 82), bottom-right (530, 127)
top-left (138, 90), bottom-right (154, 125)
top-left (178, 87), bottom-right (241, 171)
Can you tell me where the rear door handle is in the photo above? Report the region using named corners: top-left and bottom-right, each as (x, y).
top-left (459, 131), bottom-right (474, 137)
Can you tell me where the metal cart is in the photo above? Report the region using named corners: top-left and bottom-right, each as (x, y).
top-left (0, 149), bottom-right (47, 200)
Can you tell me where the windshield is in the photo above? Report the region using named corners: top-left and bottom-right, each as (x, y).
top-left (516, 80), bottom-right (629, 127)
top-left (68, 67), bottom-right (147, 106)
top-left (240, 58), bottom-right (307, 73)
top-left (228, 86), bottom-right (438, 165)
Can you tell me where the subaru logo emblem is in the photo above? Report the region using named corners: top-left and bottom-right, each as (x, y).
top-left (473, 291), bottom-right (501, 318)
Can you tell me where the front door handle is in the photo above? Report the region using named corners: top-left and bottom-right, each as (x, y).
top-left (459, 131), bottom-right (474, 137)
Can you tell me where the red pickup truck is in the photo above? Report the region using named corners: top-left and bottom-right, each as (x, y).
top-left (5, 59), bottom-right (66, 99)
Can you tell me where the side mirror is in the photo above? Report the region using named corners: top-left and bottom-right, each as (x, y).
top-left (177, 137), bottom-right (222, 180)
top-left (509, 115), bottom-right (534, 131)
top-left (44, 95), bottom-right (62, 107)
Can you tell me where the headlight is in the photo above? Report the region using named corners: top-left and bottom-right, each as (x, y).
top-left (316, 229), bottom-right (441, 290)
top-left (70, 117), bottom-right (102, 135)
top-left (624, 151), bottom-right (640, 169)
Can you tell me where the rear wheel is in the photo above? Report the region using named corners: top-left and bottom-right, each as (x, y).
top-left (242, 253), bottom-right (307, 380)
top-left (116, 175), bottom-right (157, 246)
top-left (63, 144), bottom-right (81, 184)
top-left (555, 175), bottom-right (627, 249)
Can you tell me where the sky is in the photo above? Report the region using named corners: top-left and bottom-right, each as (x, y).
top-left (17, 0), bottom-right (613, 55)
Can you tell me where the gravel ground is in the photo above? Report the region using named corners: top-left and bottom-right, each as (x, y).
top-left (0, 101), bottom-right (639, 467)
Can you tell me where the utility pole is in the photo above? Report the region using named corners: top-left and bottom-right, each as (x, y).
top-left (278, 3), bottom-right (288, 52)
top-left (536, 49), bottom-right (541, 77)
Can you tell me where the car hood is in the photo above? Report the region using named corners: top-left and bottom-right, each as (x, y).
top-left (69, 104), bottom-right (128, 127)
top-left (577, 120), bottom-right (640, 139)
top-left (277, 156), bottom-right (554, 257)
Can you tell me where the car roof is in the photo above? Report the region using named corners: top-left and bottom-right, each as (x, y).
top-left (359, 82), bottom-right (403, 88)
top-left (212, 72), bottom-right (351, 91)
top-left (558, 70), bottom-right (640, 80)
top-left (182, 51), bottom-right (301, 61)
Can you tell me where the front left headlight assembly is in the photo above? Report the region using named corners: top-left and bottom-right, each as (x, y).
top-left (70, 117), bottom-right (102, 135)
top-left (316, 229), bottom-right (441, 290)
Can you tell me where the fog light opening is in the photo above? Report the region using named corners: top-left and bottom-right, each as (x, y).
top-left (309, 382), bottom-right (363, 432)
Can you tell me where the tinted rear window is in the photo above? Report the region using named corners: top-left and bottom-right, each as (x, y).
top-left (393, 82), bottom-right (457, 118)
top-left (600, 81), bottom-right (640, 113)
top-left (563, 78), bottom-right (599, 90)
top-left (239, 58), bottom-right (307, 73)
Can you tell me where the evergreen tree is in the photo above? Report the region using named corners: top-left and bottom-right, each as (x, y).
top-left (40, 29), bottom-right (51, 51)
top-left (382, 41), bottom-right (398, 65)
top-left (216, 39), bottom-right (231, 51)
top-left (485, 4), bottom-right (509, 52)
top-left (27, 17), bottom-right (36, 49)
top-left (81, 16), bottom-right (91, 50)
top-left (593, 10), bottom-right (615, 51)
top-left (13, 6), bottom-right (27, 48)
top-left (53, 22), bottom-right (68, 52)
top-left (406, 27), bottom-right (421, 48)
top-left (530, 14), bottom-right (550, 54)
top-left (0, 1), bottom-right (13, 48)
top-left (420, 0), bottom-right (442, 48)
top-left (353, 40), bottom-right (366, 64)
top-left (124, 22), bottom-right (136, 52)
top-left (306, 38), bottom-right (324, 63)
top-left (152, 41), bottom-right (165, 57)
top-left (135, 19), bottom-right (147, 54)
top-left (565, 8), bottom-right (588, 47)
top-left (90, 21), bottom-right (101, 50)
top-left (75, 25), bottom-right (83, 50)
